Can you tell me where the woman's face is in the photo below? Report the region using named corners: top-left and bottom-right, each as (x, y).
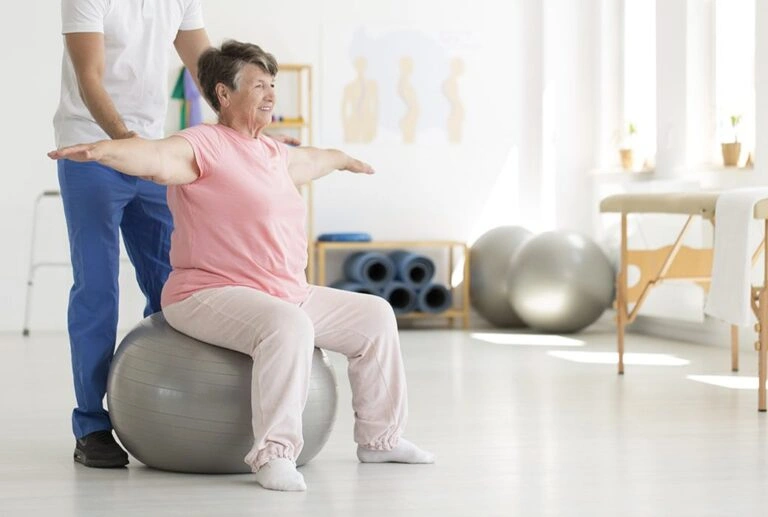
top-left (223, 63), bottom-right (275, 129)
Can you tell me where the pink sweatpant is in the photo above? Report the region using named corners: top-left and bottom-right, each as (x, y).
top-left (162, 285), bottom-right (408, 470)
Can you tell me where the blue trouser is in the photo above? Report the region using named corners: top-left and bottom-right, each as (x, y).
top-left (58, 159), bottom-right (173, 439)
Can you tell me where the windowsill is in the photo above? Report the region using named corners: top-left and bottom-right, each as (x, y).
top-left (589, 167), bottom-right (656, 180)
top-left (690, 164), bottom-right (755, 174)
top-left (591, 163), bottom-right (765, 189)
top-left (695, 165), bottom-right (766, 189)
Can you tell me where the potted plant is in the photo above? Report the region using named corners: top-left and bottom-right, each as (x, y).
top-left (619, 122), bottom-right (636, 171)
top-left (721, 115), bottom-right (741, 167)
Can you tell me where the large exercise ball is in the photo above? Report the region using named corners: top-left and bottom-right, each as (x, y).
top-left (107, 313), bottom-right (338, 474)
top-left (507, 231), bottom-right (614, 333)
top-left (470, 226), bottom-right (533, 327)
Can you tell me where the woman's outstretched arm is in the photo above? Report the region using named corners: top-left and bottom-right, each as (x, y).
top-left (48, 136), bottom-right (199, 185)
top-left (286, 146), bottom-right (374, 186)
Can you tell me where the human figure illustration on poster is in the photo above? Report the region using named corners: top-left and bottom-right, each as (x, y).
top-left (397, 56), bottom-right (419, 144)
top-left (443, 57), bottom-right (465, 144)
top-left (335, 28), bottom-right (470, 145)
top-left (341, 57), bottom-right (379, 143)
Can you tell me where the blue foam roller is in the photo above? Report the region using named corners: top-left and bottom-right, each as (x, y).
top-left (381, 281), bottom-right (418, 315)
top-left (343, 252), bottom-right (395, 289)
top-left (331, 281), bottom-right (377, 295)
top-left (389, 250), bottom-right (435, 288)
top-left (317, 232), bottom-right (372, 242)
top-left (417, 283), bottom-right (453, 314)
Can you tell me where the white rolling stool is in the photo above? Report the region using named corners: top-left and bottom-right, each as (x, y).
top-left (23, 190), bottom-right (68, 336)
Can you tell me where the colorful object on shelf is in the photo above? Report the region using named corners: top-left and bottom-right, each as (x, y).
top-left (270, 115), bottom-right (309, 123)
top-left (171, 67), bottom-right (203, 129)
top-left (317, 232), bottom-right (372, 242)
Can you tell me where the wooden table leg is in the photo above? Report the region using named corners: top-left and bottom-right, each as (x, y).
top-left (759, 290), bottom-right (767, 412)
top-left (462, 244), bottom-right (471, 330)
top-left (617, 214), bottom-right (628, 375)
top-left (317, 244), bottom-right (326, 287)
top-left (760, 221), bottom-right (768, 412)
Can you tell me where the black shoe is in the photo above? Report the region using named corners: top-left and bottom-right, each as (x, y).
top-left (74, 430), bottom-right (129, 468)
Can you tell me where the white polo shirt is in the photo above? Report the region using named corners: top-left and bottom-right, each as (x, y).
top-left (53, 0), bottom-right (205, 147)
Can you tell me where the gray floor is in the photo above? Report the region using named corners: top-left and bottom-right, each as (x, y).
top-left (2, 323), bottom-right (768, 516)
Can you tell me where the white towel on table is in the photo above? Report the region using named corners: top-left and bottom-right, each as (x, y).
top-left (704, 188), bottom-right (768, 327)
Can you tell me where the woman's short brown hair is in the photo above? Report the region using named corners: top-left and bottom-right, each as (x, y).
top-left (197, 40), bottom-right (279, 112)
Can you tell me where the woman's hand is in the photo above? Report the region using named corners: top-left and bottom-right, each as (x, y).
top-left (48, 131), bottom-right (136, 162)
top-left (47, 142), bottom-right (104, 162)
top-left (343, 156), bottom-right (375, 175)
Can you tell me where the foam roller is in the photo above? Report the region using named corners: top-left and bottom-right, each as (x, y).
top-left (389, 250), bottom-right (435, 289)
top-left (381, 281), bottom-right (418, 315)
top-left (343, 252), bottom-right (395, 289)
top-left (417, 283), bottom-right (453, 313)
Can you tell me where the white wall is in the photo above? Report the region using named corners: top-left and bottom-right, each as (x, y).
top-left (544, 0), bottom-right (600, 232)
top-left (756, 0), bottom-right (768, 182)
top-left (0, 0), bottom-right (606, 332)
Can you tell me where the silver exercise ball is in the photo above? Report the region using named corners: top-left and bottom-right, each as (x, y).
top-left (107, 313), bottom-right (338, 474)
top-left (507, 231), bottom-right (614, 333)
top-left (470, 226), bottom-right (533, 327)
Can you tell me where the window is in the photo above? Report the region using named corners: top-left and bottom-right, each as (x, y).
top-left (622, 0), bottom-right (656, 168)
top-left (715, 0), bottom-right (755, 164)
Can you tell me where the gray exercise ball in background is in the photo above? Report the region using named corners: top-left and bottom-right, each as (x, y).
top-left (507, 231), bottom-right (614, 333)
top-left (470, 226), bottom-right (533, 327)
top-left (597, 235), bottom-right (620, 308)
top-left (107, 313), bottom-right (338, 474)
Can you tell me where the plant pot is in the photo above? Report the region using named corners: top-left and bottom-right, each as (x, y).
top-left (619, 148), bottom-right (633, 171)
top-left (721, 142), bottom-right (741, 167)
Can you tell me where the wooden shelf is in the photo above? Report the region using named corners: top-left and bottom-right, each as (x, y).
top-left (314, 240), bottom-right (470, 329)
top-left (397, 309), bottom-right (466, 320)
top-left (278, 63), bottom-right (310, 72)
top-left (269, 120), bottom-right (308, 129)
top-left (317, 240), bottom-right (464, 250)
top-left (272, 63), bottom-right (314, 280)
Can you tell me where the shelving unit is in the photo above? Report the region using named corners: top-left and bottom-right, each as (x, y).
top-left (267, 63), bottom-right (315, 280)
top-left (314, 240), bottom-right (471, 329)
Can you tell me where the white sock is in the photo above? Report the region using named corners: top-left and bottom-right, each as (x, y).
top-left (357, 437), bottom-right (435, 464)
top-left (254, 458), bottom-right (306, 492)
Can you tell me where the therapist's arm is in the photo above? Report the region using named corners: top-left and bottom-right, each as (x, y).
top-left (174, 28), bottom-right (212, 99)
top-left (65, 32), bottom-right (136, 140)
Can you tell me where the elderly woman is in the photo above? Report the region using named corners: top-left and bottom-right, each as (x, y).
top-left (49, 40), bottom-right (433, 492)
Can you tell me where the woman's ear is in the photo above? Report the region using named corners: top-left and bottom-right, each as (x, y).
top-left (215, 83), bottom-right (230, 109)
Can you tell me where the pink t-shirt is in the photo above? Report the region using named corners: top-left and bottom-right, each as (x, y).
top-left (161, 123), bottom-right (309, 307)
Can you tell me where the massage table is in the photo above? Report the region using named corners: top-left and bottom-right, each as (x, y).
top-left (600, 191), bottom-right (768, 411)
